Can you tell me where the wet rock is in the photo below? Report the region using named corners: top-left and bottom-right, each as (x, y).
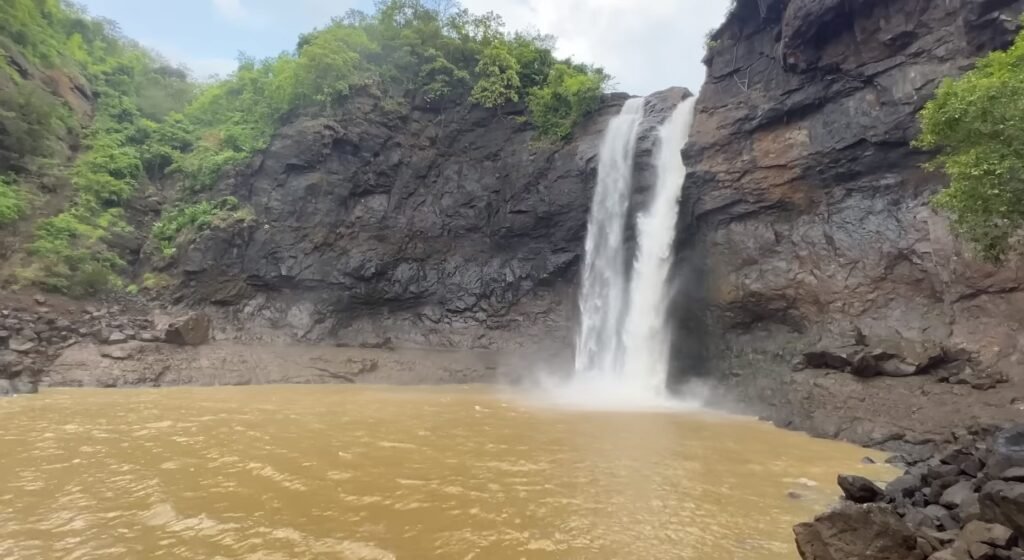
top-left (357, 336), bottom-right (395, 350)
top-left (918, 536), bottom-right (936, 557)
top-left (941, 481), bottom-right (978, 509)
top-left (0, 351), bottom-right (21, 378)
top-left (971, 544), bottom-right (997, 559)
top-left (989, 427), bottom-right (1024, 479)
top-left (138, 331), bottom-right (161, 343)
top-left (162, 312), bottom-right (211, 346)
top-left (979, 481), bottom-right (1024, 535)
top-left (8, 335), bottom-right (37, 354)
top-left (888, 474), bottom-right (925, 500)
top-left (930, 464), bottom-right (964, 481)
top-left (12, 377), bottom-right (37, 394)
top-left (923, 504), bottom-right (961, 533)
top-left (962, 493), bottom-right (983, 525)
top-left (802, 342), bottom-right (950, 378)
top-left (794, 503), bottom-right (918, 560)
top-left (103, 331), bottom-right (129, 345)
top-left (838, 474), bottom-right (885, 503)
top-left (98, 342), bottom-right (147, 360)
top-left (0, 377), bottom-right (38, 396)
top-left (964, 457), bottom-right (986, 478)
top-left (33, 295), bottom-right (46, 305)
top-left (906, 508), bottom-right (937, 530)
top-left (920, 528), bottom-right (959, 549)
top-left (999, 468), bottom-right (1024, 483)
top-left (959, 521), bottom-right (1016, 550)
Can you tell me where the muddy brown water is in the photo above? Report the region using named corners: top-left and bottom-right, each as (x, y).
top-left (0, 386), bottom-right (895, 559)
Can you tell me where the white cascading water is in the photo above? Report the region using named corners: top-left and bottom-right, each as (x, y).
top-left (574, 97), bottom-right (646, 380)
top-left (620, 97), bottom-right (698, 397)
top-left (560, 96), bottom-right (698, 407)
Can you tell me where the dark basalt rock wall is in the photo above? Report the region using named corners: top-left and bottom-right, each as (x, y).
top-left (174, 90), bottom-right (688, 349)
top-left (678, 0), bottom-right (1024, 427)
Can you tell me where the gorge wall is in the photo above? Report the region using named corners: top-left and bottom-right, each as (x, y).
top-left (679, 0), bottom-right (1024, 440)
top-left (172, 89), bottom-right (688, 350)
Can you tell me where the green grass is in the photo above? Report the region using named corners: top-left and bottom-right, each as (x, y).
top-left (0, 176), bottom-right (26, 226)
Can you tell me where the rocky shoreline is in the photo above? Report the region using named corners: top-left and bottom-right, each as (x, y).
top-left (0, 294), bottom-right (512, 394)
top-left (797, 425), bottom-right (1024, 560)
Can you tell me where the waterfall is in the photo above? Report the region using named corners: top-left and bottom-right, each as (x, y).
top-left (574, 97), bottom-right (646, 380)
top-left (621, 97), bottom-right (698, 396)
top-left (569, 96), bottom-right (698, 405)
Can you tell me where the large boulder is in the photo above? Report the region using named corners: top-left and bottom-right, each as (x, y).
top-left (0, 377), bottom-right (38, 396)
top-left (162, 312), bottom-right (211, 346)
top-left (0, 351), bottom-right (23, 380)
top-left (838, 474), bottom-right (885, 503)
top-left (794, 503), bottom-right (919, 560)
top-left (988, 426), bottom-right (1024, 479)
top-left (979, 481), bottom-right (1024, 536)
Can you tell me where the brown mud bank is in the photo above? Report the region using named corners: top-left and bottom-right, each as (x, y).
top-left (45, 341), bottom-right (507, 388)
top-left (0, 294), bottom-right (539, 394)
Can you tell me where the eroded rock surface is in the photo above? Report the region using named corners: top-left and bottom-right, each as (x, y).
top-left (686, 0), bottom-right (1024, 444)
top-left (172, 91), bottom-right (689, 350)
top-left (801, 426), bottom-right (1024, 560)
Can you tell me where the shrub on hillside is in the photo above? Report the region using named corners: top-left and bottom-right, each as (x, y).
top-left (917, 26), bottom-right (1024, 262)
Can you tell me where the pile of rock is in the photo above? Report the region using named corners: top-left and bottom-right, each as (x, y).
top-left (796, 337), bottom-right (1008, 390)
top-left (0, 299), bottom-right (211, 396)
top-left (796, 425), bottom-right (1024, 560)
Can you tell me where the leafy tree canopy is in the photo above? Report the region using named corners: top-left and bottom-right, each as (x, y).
top-left (0, 0), bottom-right (611, 295)
top-left (917, 27), bottom-right (1024, 262)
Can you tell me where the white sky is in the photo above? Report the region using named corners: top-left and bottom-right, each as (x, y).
top-left (460, 0), bottom-right (733, 93)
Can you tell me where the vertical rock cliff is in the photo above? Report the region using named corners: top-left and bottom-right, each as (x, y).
top-left (680, 0), bottom-right (1024, 440)
top-left (175, 91), bottom-right (687, 349)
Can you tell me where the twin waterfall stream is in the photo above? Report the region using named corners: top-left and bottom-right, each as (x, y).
top-left (573, 97), bottom-right (697, 403)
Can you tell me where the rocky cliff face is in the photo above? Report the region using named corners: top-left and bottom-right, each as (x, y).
top-left (679, 0), bottom-right (1024, 438)
top-left (174, 90), bottom-right (688, 350)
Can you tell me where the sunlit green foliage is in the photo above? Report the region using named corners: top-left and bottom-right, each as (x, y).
top-left (169, 0), bottom-right (610, 192)
top-left (1, 0), bottom-right (611, 295)
top-left (151, 197), bottom-right (246, 256)
top-left (471, 42), bottom-right (522, 107)
top-left (0, 175), bottom-right (26, 226)
top-left (0, 72), bottom-right (76, 166)
top-left (0, 0), bottom-right (193, 294)
top-left (21, 204), bottom-right (128, 295)
top-left (528, 63), bottom-right (609, 141)
top-left (916, 27), bottom-right (1024, 262)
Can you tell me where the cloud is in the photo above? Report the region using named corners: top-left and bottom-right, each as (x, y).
top-left (212, 0), bottom-right (250, 23)
top-left (460, 0), bottom-right (732, 94)
top-left (139, 38), bottom-right (238, 80)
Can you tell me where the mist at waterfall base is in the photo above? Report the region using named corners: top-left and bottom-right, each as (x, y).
top-left (531, 96), bottom-right (705, 411)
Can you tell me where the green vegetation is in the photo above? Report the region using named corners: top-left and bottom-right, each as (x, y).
top-left (141, 272), bottom-right (172, 290)
top-left (0, 74), bottom-right (75, 163)
top-left (21, 205), bottom-right (128, 295)
top-left (1, 0), bottom-right (193, 294)
top-left (527, 63), bottom-right (608, 141)
top-left (170, 1), bottom-right (609, 193)
top-left (916, 27), bottom-right (1024, 262)
top-left (0, 0), bottom-right (609, 296)
top-left (151, 197), bottom-right (247, 256)
top-left (0, 176), bottom-right (26, 225)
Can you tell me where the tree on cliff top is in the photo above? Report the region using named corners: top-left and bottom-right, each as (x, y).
top-left (916, 27), bottom-right (1024, 262)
